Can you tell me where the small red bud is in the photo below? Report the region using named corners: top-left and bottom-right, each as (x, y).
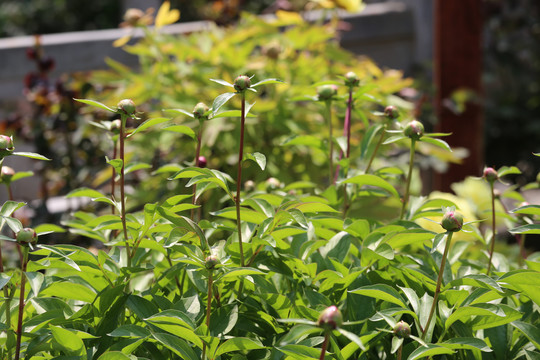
top-left (26, 48), bottom-right (37, 60)
top-left (393, 321), bottom-right (411, 338)
top-left (38, 57), bottom-right (55, 73)
top-left (317, 84), bottom-right (338, 101)
top-left (483, 167), bottom-right (498, 183)
top-left (117, 99), bottom-right (136, 116)
top-left (234, 75), bottom-right (251, 92)
top-left (384, 105), bottom-right (399, 119)
top-left (317, 305), bottom-right (343, 331)
top-left (404, 120), bottom-right (424, 140)
top-left (198, 156), bottom-right (207, 168)
top-left (441, 210), bottom-right (463, 232)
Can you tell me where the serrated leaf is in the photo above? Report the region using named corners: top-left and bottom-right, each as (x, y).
top-left (12, 152), bottom-right (51, 161)
top-left (244, 152), bottom-right (266, 170)
top-left (75, 98), bottom-right (116, 112)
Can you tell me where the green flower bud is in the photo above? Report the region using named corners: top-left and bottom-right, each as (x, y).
top-left (441, 210), bottom-right (463, 232)
top-left (117, 99), bottom-right (136, 116)
top-left (0, 135), bottom-right (15, 157)
top-left (110, 119), bottom-right (122, 134)
top-left (17, 228), bottom-right (38, 246)
top-left (234, 75), bottom-right (251, 92)
top-left (344, 71), bottom-right (359, 87)
top-left (317, 305), bottom-right (342, 331)
top-left (384, 105), bottom-right (399, 119)
top-left (393, 321), bottom-right (411, 338)
top-left (483, 167), bottom-right (498, 183)
top-left (205, 255), bottom-right (219, 270)
top-left (403, 120), bottom-right (424, 140)
top-left (193, 102), bottom-right (209, 119)
top-left (1, 166), bottom-right (15, 183)
top-left (317, 84), bottom-right (338, 101)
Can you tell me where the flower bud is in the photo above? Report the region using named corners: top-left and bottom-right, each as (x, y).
top-left (38, 57), bottom-right (55, 73)
top-left (403, 120), bottom-right (424, 140)
top-left (117, 99), bottom-right (136, 116)
top-left (198, 156), bottom-right (207, 168)
top-left (205, 255), bottom-right (219, 270)
top-left (441, 210), bottom-right (463, 232)
top-left (124, 8), bottom-right (145, 26)
top-left (266, 177), bottom-right (280, 189)
top-left (263, 42), bottom-right (281, 60)
top-left (17, 228), bottom-right (38, 246)
top-left (234, 75), bottom-right (251, 92)
top-left (483, 167), bottom-right (498, 183)
top-left (384, 105), bottom-right (399, 119)
top-left (193, 102), bottom-right (209, 119)
top-left (110, 119), bottom-right (122, 134)
top-left (245, 180), bottom-right (255, 191)
top-left (0, 135), bottom-right (15, 157)
top-left (393, 321), bottom-right (411, 338)
top-left (317, 305), bottom-right (342, 331)
top-left (344, 71), bottom-right (359, 88)
top-left (317, 84), bottom-right (338, 101)
top-left (1, 166), bottom-right (15, 183)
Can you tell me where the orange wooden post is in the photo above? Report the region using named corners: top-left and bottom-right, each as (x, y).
top-left (433, 0), bottom-right (484, 191)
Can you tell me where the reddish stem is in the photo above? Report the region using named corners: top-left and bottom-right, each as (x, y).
top-left (319, 332), bottom-right (330, 360)
top-left (119, 117), bottom-right (132, 266)
top-left (486, 182), bottom-right (496, 275)
top-left (14, 246), bottom-right (28, 360)
top-left (236, 93), bottom-right (246, 267)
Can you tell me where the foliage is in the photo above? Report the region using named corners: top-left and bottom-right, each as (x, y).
top-left (1, 3), bottom-right (540, 360)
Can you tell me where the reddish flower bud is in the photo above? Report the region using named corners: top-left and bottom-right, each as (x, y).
top-left (205, 255), bottom-right (219, 270)
top-left (1, 166), bottom-right (15, 183)
top-left (117, 99), bottom-right (136, 116)
top-left (198, 156), bottom-right (207, 168)
top-left (193, 102), bottom-right (209, 119)
top-left (483, 167), bottom-right (498, 183)
top-left (0, 135), bottom-right (14, 157)
top-left (317, 305), bottom-right (343, 331)
top-left (26, 48), bottom-right (37, 60)
top-left (344, 71), bottom-right (360, 88)
top-left (441, 210), bottom-right (463, 232)
top-left (404, 120), bottom-right (424, 140)
top-left (317, 84), bottom-right (338, 101)
top-left (384, 105), bottom-right (399, 119)
top-left (393, 321), bottom-right (411, 338)
top-left (234, 75), bottom-right (251, 92)
top-left (17, 228), bottom-right (38, 246)
top-left (38, 57), bottom-right (55, 73)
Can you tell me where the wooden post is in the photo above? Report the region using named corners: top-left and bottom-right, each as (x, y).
top-left (433, 0), bottom-right (484, 191)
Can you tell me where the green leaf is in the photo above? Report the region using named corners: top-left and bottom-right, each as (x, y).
top-left (441, 337), bottom-right (492, 352)
top-left (12, 152), bottom-right (51, 161)
top-left (106, 157), bottom-right (123, 175)
top-left (212, 92), bottom-right (237, 115)
top-left (66, 187), bottom-right (104, 198)
top-left (75, 98), bottom-right (116, 112)
top-left (211, 206), bottom-right (267, 224)
top-left (41, 282), bottom-right (96, 303)
top-left (511, 204), bottom-right (540, 217)
top-left (145, 310), bottom-right (202, 348)
top-left (342, 174), bottom-right (399, 197)
top-left (50, 325), bottom-right (86, 356)
top-left (278, 344), bottom-right (321, 359)
top-left (128, 117), bottom-right (170, 137)
top-left (282, 135), bottom-right (322, 149)
top-left (512, 321), bottom-right (540, 350)
top-left (97, 352), bottom-right (132, 360)
top-left (10, 171), bottom-right (33, 182)
top-left (162, 125), bottom-right (196, 138)
top-left (244, 152), bottom-right (266, 171)
top-left (251, 78), bottom-right (284, 87)
top-left (164, 108), bottom-right (195, 118)
top-left (152, 332), bottom-right (199, 360)
top-left (109, 324), bottom-right (151, 338)
top-left (383, 134), bottom-right (407, 145)
top-left (157, 207), bottom-right (209, 251)
top-left (220, 268), bottom-right (266, 282)
top-left (349, 284), bottom-right (407, 308)
top-left (338, 328), bottom-right (366, 351)
top-left (214, 338), bottom-right (264, 357)
top-left (509, 224), bottom-right (540, 235)
top-left (420, 136), bottom-right (452, 152)
top-left (407, 345), bottom-right (454, 360)
top-left (286, 202), bottom-right (338, 213)
top-left (0, 201), bottom-right (26, 217)
top-left (25, 272), bottom-right (44, 296)
top-left (212, 110), bottom-right (256, 118)
top-left (498, 166), bottom-right (521, 177)
top-left (210, 78), bottom-right (235, 88)
top-left (0, 273), bottom-right (12, 290)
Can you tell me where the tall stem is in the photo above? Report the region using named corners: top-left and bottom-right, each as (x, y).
top-left (119, 115), bottom-right (132, 267)
top-left (400, 139), bottom-right (416, 220)
top-left (14, 246), bottom-right (28, 360)
top-left (191, 124), bottom-right (203, 221)
top-left (334, 89), bottom-right (353, 181)
top-left (326, 101), bottom-right (334, 185)
top-left (421, 231), bottom-right (453, 340)
top-left (319, 332), bottom-right (330, 360)
top-left (111, 140), bottom-right (117, 214)
top-left (365, 125), bottom-right (386, 173)
top-left (236, 93), bottom-right (246, 267)
top-left (518, 234), bottom-right (526, 266)
top-left (202, 270), bottom-right (213, 360)
top-left (486, 183), bottom-right (496, 275)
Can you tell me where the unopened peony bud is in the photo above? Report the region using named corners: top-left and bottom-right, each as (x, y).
top-left (441, 210), bottom-right (463, 232)
top-left (393, 321), bottom-right (411, 338)
top-left (483, 167), bottom-right (498, 183)
top-left (384, 105), bottom-right (399, 119)
top-left (317, 84), bottom-right (338, 101)
top-left (205, 255), bottom-right (219, 270)
top-left (317, 305), bottom-right (343, 331)
top-left (1, 166), bottom-right (15, 183)
top-left (117, 99), bottom-right (136, 116)
top-left (344, 71), bottom-right (359, 88)
top-left (0, 135), bottom-right (14, 157)
top-left (234, 75), bottom-right (251, 92)
top-left (193, 102), bottom-right (209, 119)
top-left (404, 120), bottom-right (424, 140)
top-left (17, 228), bottom-right (38, 246)
top-left (198, 156), bottom-right (207, 168)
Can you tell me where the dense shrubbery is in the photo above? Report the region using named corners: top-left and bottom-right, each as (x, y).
top-left (1, 3), bottom-right (540, 359)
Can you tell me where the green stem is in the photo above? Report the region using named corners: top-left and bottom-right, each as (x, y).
top-left (400, 139), bottom-right (416, 220)
top-left (518, 233), bottom-right (526, 266)
top-left (421, 231), bottom-right (453, 340)
top-left (202, 270), bottom-right (213, 360)
top-left (191, 122), bottom-right (203, 221)
top-left (319, 331), bottom-right (330, 360)
top-left (486, 183), bottom-right (496, 275)
top-left (236, 93), bottom-right (246, 267)
top-left (365, 125), bottom-right (386, 173)
top-left (119, 115), bottom-right (132, 267)
top-left (14, 246), bottom-right (28, 360)
top-left (326, 101), bottom-right (334, 185)
top-left (111, 140), bottom-right (117, 215)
